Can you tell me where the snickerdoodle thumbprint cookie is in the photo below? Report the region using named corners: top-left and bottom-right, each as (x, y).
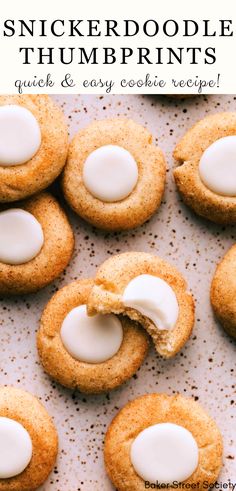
top-left (87, 252), bottom-right (194, 358)
top-left (37, 279), bottom-right (148, 393)
top-left (62, 118), bottom-right (166, 231)
top-left (0, 192), bottom-right (74, 295)
top-left (173, 112), bottom-right (236, 224)
top-left (104, 393), bottom-right (223, 490)
top-left (211, 244), bottom-right (236, 339)
top-left (0, 386), bottom-right (58, 491)
top-left (0, 94), bottom-right (68, 202)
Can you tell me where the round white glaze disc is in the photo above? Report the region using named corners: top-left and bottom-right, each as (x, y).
top-left (0, 104), bottom-right (41, 166)
top-left (0, 209), bottom-right (44, 265)
top-left (131, 422), bottom-right (199, 484)
top-left (61, 305), bottom-right (123, 363)
top-left (199, 135), bottom-right (236, 196)
top-left (83, 144), bottom-right (138, 202)
top-left (123, 274), bottom-right (179, 330)
top-left (0, 417), bottom-right (33, 479)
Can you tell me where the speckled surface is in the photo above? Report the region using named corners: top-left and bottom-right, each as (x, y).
top-left (1, 94), bottom-right (236, 489)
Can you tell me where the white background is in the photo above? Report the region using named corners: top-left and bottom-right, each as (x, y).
top-left (0, 0), bottom-right (235, 94)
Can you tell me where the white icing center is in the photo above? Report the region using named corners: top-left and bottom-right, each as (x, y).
top-left (122, 274), bottom-right (179, 330)
top-left (0, 209), bottom-right (44, 265)
top-left (83, 145), bottom-right (138, 202)
top-left (199, 135), bottom-right (236, 196)
top-left (0, 104), bottom-right (41, 166)
top-left (0, 417), bottom-right (33, 479)
top-left (131, 423), bottom-right (199, 484)
top-left (60, 305), bottom-right (123, 363)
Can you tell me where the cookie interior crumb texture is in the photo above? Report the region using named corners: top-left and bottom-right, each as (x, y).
top-left (87, 251), bottom-right (195, 358)
top-left (37, 278), bottom-right (149, 393)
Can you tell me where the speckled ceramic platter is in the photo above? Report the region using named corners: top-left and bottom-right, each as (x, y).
top-left (1, 94), bottom-right (236, 490)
